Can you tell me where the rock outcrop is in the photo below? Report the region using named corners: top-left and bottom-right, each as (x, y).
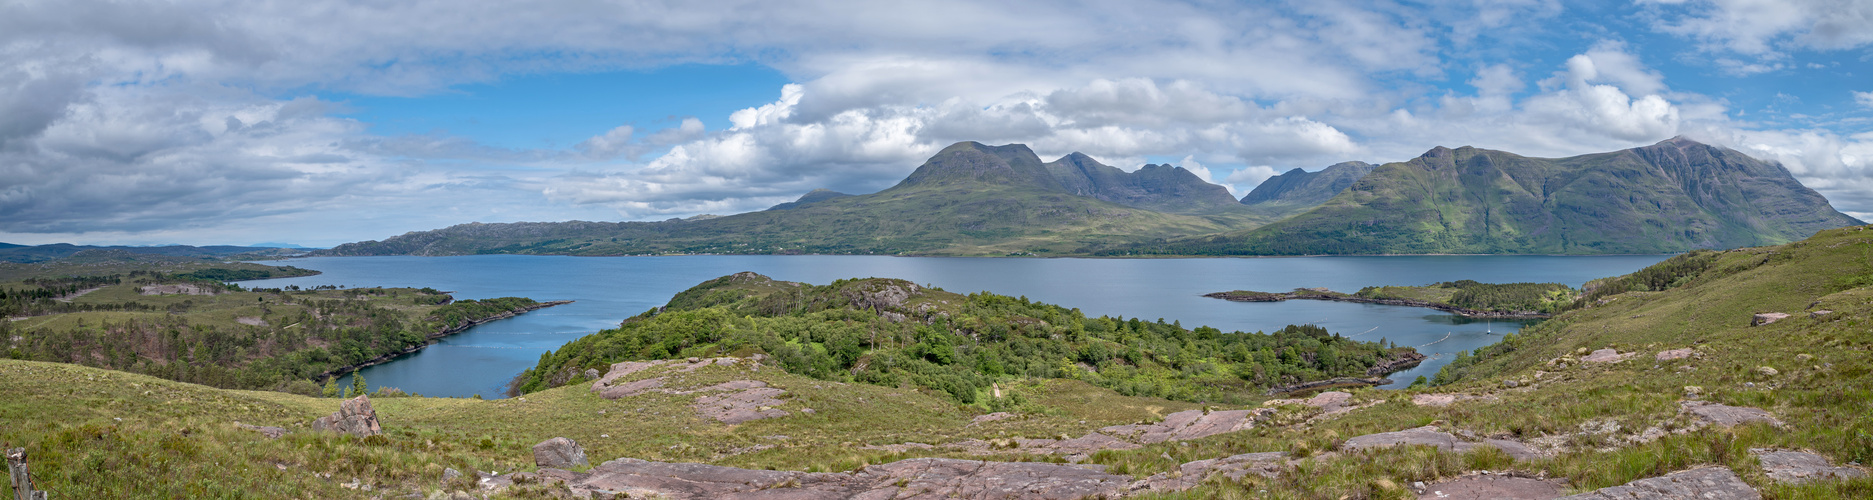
top-left (1750, 448), bottom-right (1867, 484)
top-left (589, 357), bottom-right (793, 425)
top-left (533, 437), bottom-right (589, 469)
top-left (1101, 409), bottom-right (1256, 444)
top-left (563, 457), bottom-right (1137, 499)
top-left (1655, 348), bottom-right (1695, 361)
top-left (311, 395), bottom-right (381, 437)
top-left (1580, 348), bottom-right (1633, 363)
top-left (1417, 473), bottom-right (1566, 499)
top-left (1752, 312), bottom-right (1791, 326)
top-left (691, 380), bottom-right (789, 424)
top-left (1339, 426), bottom-right (1541, 461)
top-left (1682, 401), bottom-right (1782, 428)
top-left (1556, 467), bottom-right (1759, 499)
top-left (1136, 452), bottom-right (1288, 491)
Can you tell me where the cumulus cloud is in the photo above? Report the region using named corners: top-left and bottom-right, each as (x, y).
top-left (1855, 91), bottom-right (1873, 108)
top-left (538, 78), bottom-right (1371, 218)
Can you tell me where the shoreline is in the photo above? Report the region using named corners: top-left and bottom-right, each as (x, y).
top-left (1265, 350), bottom-right (1427, 395)
top-left (312, 299), bottom-right (574, 381)
top-left (1203, 290), bottom-right (1551, 319)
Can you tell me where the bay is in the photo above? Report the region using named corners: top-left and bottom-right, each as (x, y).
top-left (244, 254), bottom-right (1669, 398)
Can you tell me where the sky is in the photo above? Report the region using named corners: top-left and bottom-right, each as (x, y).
top-left (1, 0), bottom-right (1870, 247)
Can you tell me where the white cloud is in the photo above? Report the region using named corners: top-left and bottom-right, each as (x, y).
top-left (576, 125), bottom-right (635, 159)
top-left (1, 0), bottom-right (1869, 244)
top-left (1645, 0), bottom-right (1873, 58)
top-left (1224, 166), bottom-right (1283, 193)
top-left (1855, 91), bottom-right (1873, 108)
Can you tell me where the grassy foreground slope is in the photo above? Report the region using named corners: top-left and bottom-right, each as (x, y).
top-left (6, 227), bottom-right (1873, 498)
top-left (0, 356), bottom-right (1214, 498)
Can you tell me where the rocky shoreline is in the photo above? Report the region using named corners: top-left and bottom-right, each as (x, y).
top-left (1202, 289), bottom-right (1550, 318)
top-left (312, 299), bottom-right (573, 380)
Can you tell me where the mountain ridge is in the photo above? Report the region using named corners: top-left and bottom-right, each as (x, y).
top-left (1125, 136), bottom-right (1863, 255)
top-left (319, 138), bottom-right (1859, 257)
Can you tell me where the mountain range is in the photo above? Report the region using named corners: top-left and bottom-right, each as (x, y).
top-left (1136, 137), bottom-right (1863, 255)
top-left (0, 243), bottom-right (306, 263)
top-left (320, 137), bottom-right (1862, 257)
top-left (321, 141), bottom-right (1270, 257)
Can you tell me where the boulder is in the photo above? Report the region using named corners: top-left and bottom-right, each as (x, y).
top-left (311, 395), bottom-right (381, 437)
top-left (1580, 348), bottom-right (1631, 363)
top-left (1750, 449), bottom-right (1867, 483)
top-left (1557, 467), bottom-right (1758, 499)
top-left (1752, 312), bottom-right (1790, 326)
top-left (583, 368), bottom-right (600, 379)
top-left (533, 437), bottom-right (589, 469)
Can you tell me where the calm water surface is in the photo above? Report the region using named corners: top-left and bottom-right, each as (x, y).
top-left (244, 255), bottom-right (1669, 398)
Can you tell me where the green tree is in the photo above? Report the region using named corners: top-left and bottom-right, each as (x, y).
top-left (321, 376), bottom-right (338, 397)
top-left (348, 371), bottom-right (367, 397)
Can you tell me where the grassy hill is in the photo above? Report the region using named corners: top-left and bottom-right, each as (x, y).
top-left (1127, 137), bottom-right (1863, 255)
top-left (516, 272), bottom-right (1418, 404)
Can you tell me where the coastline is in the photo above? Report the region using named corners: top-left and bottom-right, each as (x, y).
top-left (1203, 289), bottom-right (1551, 319)
top-left (312, 299), bottom-right (574, 381)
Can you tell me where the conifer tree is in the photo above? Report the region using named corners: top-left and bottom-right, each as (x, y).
top-left (349, 371), bottom-right (367, 397)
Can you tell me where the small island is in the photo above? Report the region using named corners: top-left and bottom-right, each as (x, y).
top-left (1204, 280), bottom-right (1575, 318)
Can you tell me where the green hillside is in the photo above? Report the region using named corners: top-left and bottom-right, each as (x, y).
top-left (516, 272), bottom-right (1419, 404)
top-left (1, 262), bottom-right (552, 393)
top-left (1129, 137), bottom-right (1862, 255)
top-left (1238, 160), bottom-right (1375, 217)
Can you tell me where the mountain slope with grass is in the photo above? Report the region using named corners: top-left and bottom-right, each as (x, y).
top-left (318, 141), bottom-right (1271, 257)
top-left (1238, 160), bottom-right (1375, 216)
top-left (1130, 137), bottom-right (1862, 255)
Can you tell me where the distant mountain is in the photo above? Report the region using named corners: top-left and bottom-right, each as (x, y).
top-left (0, 242), bottom-right (22, 249)
top-left (766, 189), bottom-right (853, 211)
top-left (249, 242), bottom-right (320, 249)
top-left (1045, 153), bottom-right (1240, 213)
top-left (0, 244), bottom-right (300, 263)
top-left (1239, 161), bottom-right (1374, 216)
top-left (1132, 137), bottom-right (1864, 255)
top-left (321, 142), bottom-right (1270, 257)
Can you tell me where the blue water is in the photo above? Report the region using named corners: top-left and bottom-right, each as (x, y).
top-left (242, 255), bottom-right (1669, 398)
